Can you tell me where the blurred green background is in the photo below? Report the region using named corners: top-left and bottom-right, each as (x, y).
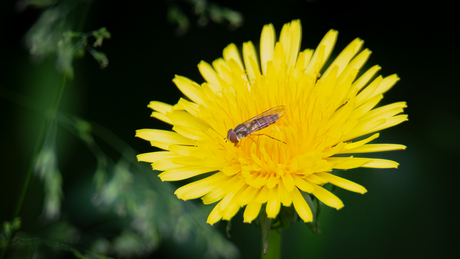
top-left (1, 0), bottom-right (458, 258)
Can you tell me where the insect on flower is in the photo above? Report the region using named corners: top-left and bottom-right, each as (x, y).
top-left (226, 105), bottom-right (287, 146)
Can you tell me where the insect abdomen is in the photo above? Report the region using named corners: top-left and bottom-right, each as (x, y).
top-left (248, 114), bottom-right (280, 132)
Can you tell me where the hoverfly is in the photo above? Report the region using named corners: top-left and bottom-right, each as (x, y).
top-left (226, 105), bottom-right (287, 146)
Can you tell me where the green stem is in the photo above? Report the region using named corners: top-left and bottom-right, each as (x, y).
top-left (51, 75), bottom-right (67, 116)
top-left (1, 75), bottom-right (67, 259)
top-left (263, 230), bottom-right (282, 259)
top-left (11, 127), bottom-right (44, 219)
top-left (12, 74), bottom-right (65, 218)
top-left (260, 204), bottom-right (282, 258)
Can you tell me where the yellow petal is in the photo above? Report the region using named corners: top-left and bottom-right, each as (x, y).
top-left (172, 125), bottom-right (206, 140)
top-left (312, 185), bottom-right (344, 209)
top-left (158, 166), bottom-right (213, 181)
top-left (202, 187), bottom-right (225, 205)
top-left (238, 185), bottom-right (259, 206)
top-left (342, 143), bottom-right (406, 153)
top-left (350, 94), bottom-right (383, 122)
top-left (207, 202), bottom-right (224, 225)
top-left (175, 98), bottom-right (200, 117)
top-left (242, 41), bottom-right (260, 82)
top-left (292, 188), bottom-right (313, 222)
top-left (223, 43), bottom-right (244, 71)
top-left (338, 48), bottom-right (372, 85)
top-left (152, 158), bottom-right (184, 170)
top-left (212, 58), bottom-right (232, 85)
top-left (266, 186), bottom-right (281, 218)
top-left (279, 19), bottom-right (301, 68)
top-left (369, 74), bottom-right (399, 99)
top-left (148, 141), bottom-right (170, 150)
top-left (361, 158), bottom-right (400, 168)
top-left (344, 117), bottom-right (387, 141)
top-left (248, 173), bottom-right (269, 189)
top-left (227, 59), bottom-right (248, 91)
top-left (355, 76), bottom-right (383, 106)
top-left (339, 133), bottom-right (380, 152)
top-left (171, 156), bottom-right (202, 166)
top-left (255, 186), bottom-right (270, 203)
top-left (173, 75), bottom-right (207, 105)
top-left (168, 144), bottom-right (195, 156)
top-left (202, 156), bottom-right (227, 168)
top-left (281, 173), bottom-right (295, 192)
top-left (202, 174), bottom-right (240, 204)
top-left (316, 172), bottom-right (367, 194)
top-left (175, 172), bottom-right (226, 200)
top-left (167, 110), bottom-right (210, 130)
top-left (220, 178), bottom-right (246, 210)
top-left (221, 164), bottom-right (241, 176)
top-left (352, 65), bottom-right (381, 92)
top-left (278, 182), bottom-right (292, 206)
top-left (360, 102), bottom-right (407, 123)
top-left (243, 202), bottom-right (262, 223)
top-left (260, 23), bottom-right (275, 74)
top-left (306, 29), bottom-right (338, 75)
top-left (135, 129), bottom-right (194, 146)
top-left (198, 60), bottom-right (222, 93)
top-left (137, 151), bottom-right (176, 163)
top-left (322, 37), bottom-right (364, 79)
top-left (292, 174), bottom-right (314, 193)
top-left (307, 174), bottom-right (327, 185)
top-left (305, 44), bottom-right (324, 76)
top-left (297, 49), bottom-right (313, 71)
top-left (370, 114), bottom-right (408, 133)
top-left (148, 101), bottom-right (173, 114)
top-left (266, 174), bottom-right (279, 189)
top-left (222, 202), bottom-right (240, 220)
top-left (150, 112), bottom-right (173, 125)
top-left (327, 157), bottom-right (373, 170)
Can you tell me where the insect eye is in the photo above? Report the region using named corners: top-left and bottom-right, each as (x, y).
top-left (227, 129), bottom-right (233, 138)
top-left (229, 132), bottom-right (238, 144)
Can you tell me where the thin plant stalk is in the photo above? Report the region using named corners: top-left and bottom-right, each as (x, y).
top-left (0, 75), bottom-right (67, 259)
top-left (263, 230), bottom-right (282, 259)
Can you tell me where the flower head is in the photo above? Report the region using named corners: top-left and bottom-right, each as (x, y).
top-left (136, 20), bottom-right (407, 225)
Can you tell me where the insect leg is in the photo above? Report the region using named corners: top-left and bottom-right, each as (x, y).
top-left (251, 133), bottom-right (286, 144)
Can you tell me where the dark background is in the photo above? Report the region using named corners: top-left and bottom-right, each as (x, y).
top-left (1, 0), bottom-right (458, 258)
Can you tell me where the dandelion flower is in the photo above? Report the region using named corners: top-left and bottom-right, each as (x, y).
top-left (136, 20), bottom-right (407, 225)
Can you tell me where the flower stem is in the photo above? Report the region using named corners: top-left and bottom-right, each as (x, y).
top-left (259, 204), bottom-right (282, 259)
top-left (263, 230), bottom-right (282, 259)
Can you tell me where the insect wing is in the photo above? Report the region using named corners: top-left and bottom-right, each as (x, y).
top-left (243, 105), bottom-right (286, 134)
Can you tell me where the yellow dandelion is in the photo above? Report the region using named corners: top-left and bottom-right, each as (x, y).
top-left (136, 20), bottom-right (407, 225)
